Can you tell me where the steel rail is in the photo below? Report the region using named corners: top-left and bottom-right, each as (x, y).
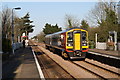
top-left (70, 61), bottom-right (107, 80)
top-left (84, 60), bottom-right (120, 75)
top-left (32, 43), bottom-right (76, 79)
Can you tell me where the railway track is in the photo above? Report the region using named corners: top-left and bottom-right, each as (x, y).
top-left (31, 43), bottom-right (75, 79)
top-left (30, 41), bottom-right (120, 79)
top-left (71, 60), bottom-right (119, 79)
top-left (84, 59), bottom-right (120, 75)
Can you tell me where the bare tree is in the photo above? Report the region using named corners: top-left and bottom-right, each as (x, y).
top-left (86, 2), bottom-right (106, 26)
top-left (37, 31), bottom-right (45, 42)
top-left (14, 17), bottom-right (23, 42)
top-left (0, 11), bottom-right (2, 27)
top-left (64, 14), bottom-right (81, 29)
top-left (2, 6), bottom-right (19, 42)
top-left (87, 1), bottom-right (118, 42)
top-left (0, 11), bottom-right (2, 38)
top-left (86, 1), bottom-right (117, 26)
top-left (0, 11), bottom-right (2, 52)
top-left (2, 7), bottom-right (12, 39)
top-left (117, 1), bottom-right (120, 24)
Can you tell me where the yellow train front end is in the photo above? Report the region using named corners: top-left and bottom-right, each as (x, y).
top-left (65, 28), bottom-right (88, 60)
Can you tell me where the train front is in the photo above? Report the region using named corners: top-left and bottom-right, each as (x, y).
top-left (66, 28), bottom-right (88, 60)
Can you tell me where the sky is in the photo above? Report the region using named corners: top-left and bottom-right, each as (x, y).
top-left (1, 1), bottom-right (99, 38)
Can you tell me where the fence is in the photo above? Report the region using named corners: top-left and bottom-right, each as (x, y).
top-left (96, 42), bottom-right (107, 50)
top-left (13, 42), bottom-right (23, 50)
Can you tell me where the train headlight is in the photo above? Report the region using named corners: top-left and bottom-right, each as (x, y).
top-left (82, 40), bottom-right (87, 46)
top-left (82, 41), bottom-right (87, 43)
top-left (67, 43), bottom-right (73, 46)
top-left (83, 43), bottom-right (87, 46)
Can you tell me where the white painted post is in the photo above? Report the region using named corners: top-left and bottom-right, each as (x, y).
top-left (95, 33), bottom-right (98, 49)
top-left (114, 31), bottom-right (117, 51)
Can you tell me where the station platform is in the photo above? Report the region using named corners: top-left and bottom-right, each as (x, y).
top-left (2, 47), bottom-right (40, 79)
top-left (89, 49), bottom-right (119, 57)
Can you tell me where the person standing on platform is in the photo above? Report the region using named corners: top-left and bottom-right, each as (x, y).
top-left (25, 39), bottom-right (29, 47)
top-left (22, 39), bottom-right (25, 48)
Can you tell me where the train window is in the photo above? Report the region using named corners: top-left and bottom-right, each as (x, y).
top-left (82, 32), bottom-right (86, 40)
top-left (60, 35), bottom-right (64, 39)
top-left (67, 32), bottom-right (73, 42)
top-left (67, 32), bottom-right (73, 46)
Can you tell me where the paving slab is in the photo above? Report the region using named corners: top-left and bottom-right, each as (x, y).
top-left (2, 47), bottom-right (39, 79)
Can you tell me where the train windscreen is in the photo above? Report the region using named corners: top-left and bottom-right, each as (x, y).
top-left (67, 32), bottom-right (73, 46)
top-left (82, 31), bottom-right (86, 40)
top-left (82, 31), bottom-right (87, 46)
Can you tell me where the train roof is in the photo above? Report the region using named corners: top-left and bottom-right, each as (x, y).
top-left (45, 27), bottom-right (85, 37)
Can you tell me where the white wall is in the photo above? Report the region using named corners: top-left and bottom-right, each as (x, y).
top-left (96, 42), bottom-right (120, 51)
top-left (96, 42), bottom-right (107, 50)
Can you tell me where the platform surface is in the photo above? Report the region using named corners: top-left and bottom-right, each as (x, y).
top-left (89, 49), bottom-right (119, 57)
top-left (2, 47), bottom-right (39, 79)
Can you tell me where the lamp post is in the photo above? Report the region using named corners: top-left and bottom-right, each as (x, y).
top-left (12, 7), bottom-right (21, 54)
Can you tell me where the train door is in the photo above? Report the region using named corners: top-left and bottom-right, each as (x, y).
top-left (73, 31), bottom-right (81, 51)
top-left (66, 32), bottom-right (73, 48)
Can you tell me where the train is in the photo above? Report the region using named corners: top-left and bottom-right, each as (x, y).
top-left (45, 27), bottom-right (88, 60)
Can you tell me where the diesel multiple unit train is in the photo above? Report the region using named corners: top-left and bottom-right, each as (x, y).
top-left (45, 27), bottom-right (88, 60)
